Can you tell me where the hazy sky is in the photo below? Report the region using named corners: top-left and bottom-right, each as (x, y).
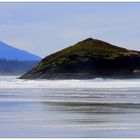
top-left (0, 2), bottom-right (140, 58)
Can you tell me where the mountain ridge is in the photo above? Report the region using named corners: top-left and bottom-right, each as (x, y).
top-left (0, 41), bottom-right (41, 61)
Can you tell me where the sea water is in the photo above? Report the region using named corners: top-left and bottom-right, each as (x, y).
top-left (0, 76), bottom-right (140, 137)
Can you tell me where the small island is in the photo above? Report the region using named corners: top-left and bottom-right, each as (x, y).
top-left (20, 38), bottom-right (140, 79)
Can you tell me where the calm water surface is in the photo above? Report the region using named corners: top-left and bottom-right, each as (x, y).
top-left (0, 76), bottom-right (140, 137)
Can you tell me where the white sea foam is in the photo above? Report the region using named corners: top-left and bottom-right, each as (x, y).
top-left (0, 76), bottom-right (140, 89)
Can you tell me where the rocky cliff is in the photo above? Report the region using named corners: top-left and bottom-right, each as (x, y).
top-left (20, 38), bottom-right (140, 79)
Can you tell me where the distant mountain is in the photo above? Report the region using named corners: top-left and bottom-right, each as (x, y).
top-left (0, 40), bottom-right (41, 75)
top-left (0, 59), bottom-right (39, 75)
top-left (21, 38), bottom-right (140, 79)
top-left (0, 41), bottom-right (41, 61)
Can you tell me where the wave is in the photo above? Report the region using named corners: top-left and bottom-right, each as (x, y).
top-left (0, 76), bottom-right (140, 89)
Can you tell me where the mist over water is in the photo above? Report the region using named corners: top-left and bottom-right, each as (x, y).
top-left (0, 76), bottom-right (140, 137)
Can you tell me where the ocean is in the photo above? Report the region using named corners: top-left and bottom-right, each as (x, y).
top-left (0, 76), bottom-right (140, 137)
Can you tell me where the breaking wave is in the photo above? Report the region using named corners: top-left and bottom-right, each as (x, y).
top-left (0, 76), bottom-right (140, 89)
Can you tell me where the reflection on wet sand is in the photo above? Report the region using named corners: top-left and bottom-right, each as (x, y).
top-left (41, 100), bottom-right (140, 126)
top-left (0, 77), bottom-right (140, 137)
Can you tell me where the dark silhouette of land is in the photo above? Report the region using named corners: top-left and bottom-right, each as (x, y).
top-left (20, 38), bottom-right (140, 79)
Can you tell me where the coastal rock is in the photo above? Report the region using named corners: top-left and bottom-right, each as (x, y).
top-left (20, 38), bottom-right (140, 79)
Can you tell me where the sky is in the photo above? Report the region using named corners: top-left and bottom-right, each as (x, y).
top-left (0, 2), bottom-right (140, 58)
